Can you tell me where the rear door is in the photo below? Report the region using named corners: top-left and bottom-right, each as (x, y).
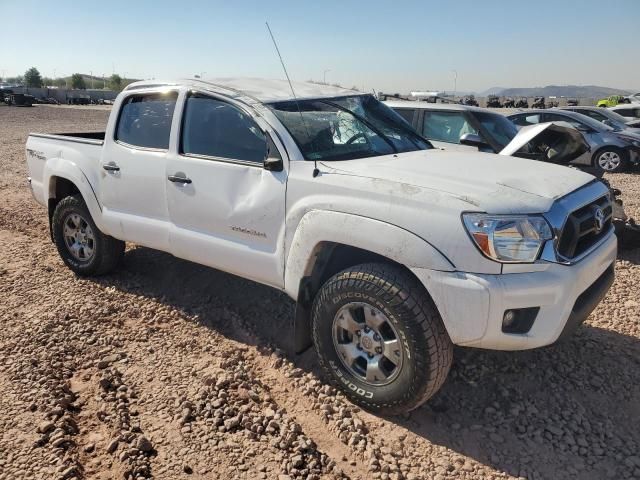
top-left (99, 91), bottom-right (178, 250)
top-left (166, 92), bottom-right (287, 288)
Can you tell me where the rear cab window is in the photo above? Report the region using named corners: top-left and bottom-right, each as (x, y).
top-left (115, 92), bottom-right (178, 149)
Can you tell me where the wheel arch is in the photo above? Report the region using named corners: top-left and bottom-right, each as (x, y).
top-left (46, 162), bottom-right (104, 240)
top-left (284, 210), bottom-right (455, 352)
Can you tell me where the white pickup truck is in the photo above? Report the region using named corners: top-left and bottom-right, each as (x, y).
top-left (26, 78), bottom-right (616, 414)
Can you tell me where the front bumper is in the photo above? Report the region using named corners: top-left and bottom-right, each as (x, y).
top-left (412, 231), bottom-right (617, 350)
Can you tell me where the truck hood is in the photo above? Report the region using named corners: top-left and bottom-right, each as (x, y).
top-left (322, 149), bottom-right (595, 214)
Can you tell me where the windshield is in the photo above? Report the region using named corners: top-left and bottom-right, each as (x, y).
top-left (268, 95), bottom-right (431, 161)
top-left (472, 111), bottom-right (519, 148)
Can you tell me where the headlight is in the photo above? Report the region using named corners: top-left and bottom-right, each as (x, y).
top-left (462, 213), bottom-right (553, 263)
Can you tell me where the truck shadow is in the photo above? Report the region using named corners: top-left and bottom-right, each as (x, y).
top-left (91, 245), bottom-right (640, 480)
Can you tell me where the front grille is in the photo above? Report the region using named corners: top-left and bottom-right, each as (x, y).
top-left (557, 194), bottom-right (612, 260)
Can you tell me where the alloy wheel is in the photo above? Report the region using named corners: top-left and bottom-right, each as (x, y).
top-left (332, 302), bottom-right (404, 386)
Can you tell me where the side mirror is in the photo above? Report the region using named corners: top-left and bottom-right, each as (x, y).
top-left (264, 135), bottom-right (283, 172)
top-left (264, 156), bottom-right (283, 172)
top-left (460, 133), bottom-right (489, 149)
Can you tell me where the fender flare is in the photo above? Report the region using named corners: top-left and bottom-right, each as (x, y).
top-left (44, 157), bottom-right (106, 231)
top-left (284, 210), bottom-right (455, 299)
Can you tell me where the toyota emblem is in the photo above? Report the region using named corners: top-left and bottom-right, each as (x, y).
top-left (593, 207), bottom-right (605, 234)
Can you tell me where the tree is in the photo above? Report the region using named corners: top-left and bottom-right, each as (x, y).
top-left (54, 78), bottom-right (67, 88)
top-left (108, 74), bottom-right (122, 91)
top-left (6, 75), bottom-right (23, 85)
top-left (24, 67), bottom-right (43, 88)
top-left (71, 73), bottom-right (86, 89)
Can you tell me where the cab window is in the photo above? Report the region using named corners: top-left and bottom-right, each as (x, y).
top-left (181, 94), bottom-right (267, 163)
top-left (115, 92), bottom-right (178, 149)
top-left (422, 111), bottom-right (477, 144)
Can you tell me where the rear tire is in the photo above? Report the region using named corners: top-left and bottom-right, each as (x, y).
top-left (52, 195), bottom-right (124, 276)
top-left (311, 263), bottom-right (453, 415)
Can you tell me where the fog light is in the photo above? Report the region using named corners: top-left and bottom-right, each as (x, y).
top-left (502, 307), bottom-right (540, 334)
top-left (503, 310), bottom-right (516, 327)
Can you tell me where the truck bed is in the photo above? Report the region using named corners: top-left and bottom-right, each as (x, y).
top-left (30, 131), bottom-right (105, 144)
top-left (26, 132), bottom-right (105, 208)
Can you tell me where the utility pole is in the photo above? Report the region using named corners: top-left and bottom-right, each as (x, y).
top-left (323, 69), bottom-right (331, 84)
top-left (452, 70), bottom-right (457, 99)
top-left (90, 71), bottom-right (94, 89)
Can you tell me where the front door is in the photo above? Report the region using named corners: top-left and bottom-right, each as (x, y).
top-left (100, 91), bottom-right (178, 251)
top-left (166, 93), bottom-right (287, 288)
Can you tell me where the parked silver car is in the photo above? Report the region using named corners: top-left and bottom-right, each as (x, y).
top-left (560, 106), bottom-right (640, 131)
top-left (385, 101), bottom-right (591, 168)
top-left (508, 109), bottom-right (640, 173)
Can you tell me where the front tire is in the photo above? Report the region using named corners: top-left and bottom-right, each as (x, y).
top-left (52, 195), bottom-right (124, 276)
top-left (311, 263), bottom-right (453, 415)
top-left (594, 147), bottom-right (628, 173)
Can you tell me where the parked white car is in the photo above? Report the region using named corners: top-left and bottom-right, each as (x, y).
top-left (25, 78), bottom-right (616, 414)
top-left (609, 104), bottom-right (640, 122)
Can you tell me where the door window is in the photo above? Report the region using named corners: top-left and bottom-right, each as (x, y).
top-left (394, 108), bottom-right (416, 125)
top-left (578, 110), bottom-right (606, 122)
top-left (615, 108), bottom-right (640, 118)
top-left (544, 113), bottom-right (585, 129)
top-left (181, 95), bottom-right (267, 163)
top-left (115, 92), bottom-right (178, 149)
top-left (422, 111), bottom-right (477, 144)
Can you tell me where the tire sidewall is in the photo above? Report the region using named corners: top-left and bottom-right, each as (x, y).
top-left (312, 280), bottom-right (429, 409)
top-left (52, 197), bottom-right (104, 275)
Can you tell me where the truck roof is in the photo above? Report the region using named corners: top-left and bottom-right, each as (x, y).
top-left (383, 99), bottom-right (488, 113)
top-left (125, 77), bottom-right (361, 103)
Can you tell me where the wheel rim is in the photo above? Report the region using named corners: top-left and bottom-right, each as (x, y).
top-left (598, 151), bottom-right (621, 171)
top-left (62, 213), bottom-right (95, 261)
top-left (332, 302), bottom-right (404, 386)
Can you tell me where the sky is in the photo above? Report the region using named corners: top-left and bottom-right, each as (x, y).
top-left (1, 0), bottom-right (639, 93)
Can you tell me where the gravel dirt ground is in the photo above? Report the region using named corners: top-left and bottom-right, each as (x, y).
top-left (1, 104), bottom-right (639, 480)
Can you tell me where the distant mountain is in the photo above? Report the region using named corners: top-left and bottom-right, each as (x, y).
top-left (479, 87), bottom-right (507, 96)
top-left (482, 85), bottom-right (631, 98)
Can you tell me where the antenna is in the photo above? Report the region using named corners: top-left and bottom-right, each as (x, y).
top-left (265, 22), bottom-right (319, 178)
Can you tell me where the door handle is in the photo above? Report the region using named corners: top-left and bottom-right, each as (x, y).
top-left (168, 174), bottom-right (192, 184)
top-left (102, 163), bottom-right (120, 172)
